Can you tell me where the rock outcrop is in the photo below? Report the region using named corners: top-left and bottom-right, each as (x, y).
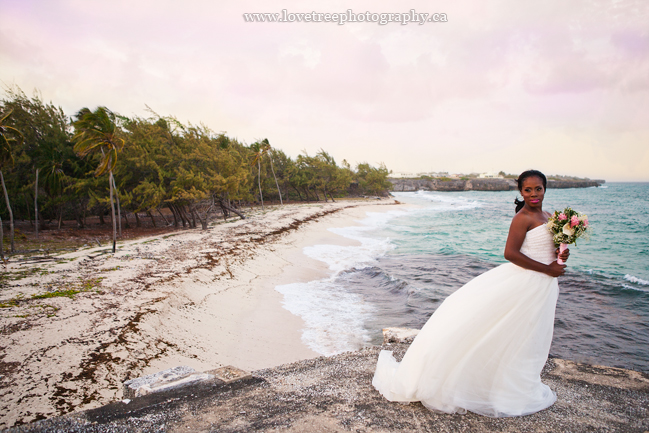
top-left (389, 178), bottom-right (604, 192)
top-left (546, 179), bottom-right (603, 189)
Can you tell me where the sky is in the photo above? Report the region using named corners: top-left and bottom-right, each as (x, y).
top-left (1, 0), bottom-right (648, 181)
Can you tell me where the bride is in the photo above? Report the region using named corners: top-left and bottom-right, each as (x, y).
top-left (372, 169), bottom-right (569, 417)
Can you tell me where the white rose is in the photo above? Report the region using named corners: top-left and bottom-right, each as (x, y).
top-left (546, 221), bottom-right (555, 230)
top-left (562, 223), bottom-right (575, 236)
top-left (578, 214), bottom-right (588, 221)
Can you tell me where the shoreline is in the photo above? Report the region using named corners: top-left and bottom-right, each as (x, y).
top-left (0, 199), bottom-right (408, 429)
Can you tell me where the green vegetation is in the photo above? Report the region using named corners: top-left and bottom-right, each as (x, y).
top-left (0, 87), bottom-right (392, 251)
top-left (0, 266), bottom-right (46, 285)
top-left (0, 297), bottom-right (21, 308)
top-left (31, 288), bottom-right (80, 300)
top-left (0, 276), bottom-right (104, 309)
top-left (546, 174), bottom-right (593, 181)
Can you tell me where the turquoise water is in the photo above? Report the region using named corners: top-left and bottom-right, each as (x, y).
top-left (371, 183), bottom-right (649, 372)
top-left (385, 184), bottom-right (649, 283)
top-left (277, 183), bottom-right (649, 372)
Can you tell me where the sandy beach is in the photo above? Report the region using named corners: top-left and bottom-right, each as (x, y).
top-left (0, 199), bottom-right (406, 429)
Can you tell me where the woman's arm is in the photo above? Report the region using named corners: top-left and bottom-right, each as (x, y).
top-left (504, 214), bottom-right (566, 277)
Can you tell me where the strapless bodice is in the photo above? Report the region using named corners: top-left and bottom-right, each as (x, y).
top-left (519, 225), bottom-right (556, 265)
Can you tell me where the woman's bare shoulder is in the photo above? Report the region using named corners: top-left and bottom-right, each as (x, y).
top-left (510, 210), bottom-right (535, 230)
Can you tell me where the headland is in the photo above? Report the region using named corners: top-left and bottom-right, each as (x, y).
top-left (389, 177), bottom-right (605, 192)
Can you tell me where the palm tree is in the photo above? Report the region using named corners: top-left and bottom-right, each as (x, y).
top-left (37, 141), bottom-right (67, 229)
top-left (0, 108), bottom-right (24, 254)
top-left (250, 139), bottom-right (283, 209)
top-left (72, 107), bottom-right (124, 253)
top-left (250, 141), bottom-right (265, 210)
top-left (261, 139), bottom-right (283, 205)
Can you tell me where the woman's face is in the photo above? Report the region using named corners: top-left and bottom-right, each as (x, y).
top-left (519, 176), bottom-right (545, 210)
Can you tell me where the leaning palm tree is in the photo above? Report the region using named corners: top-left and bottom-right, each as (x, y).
top-left (72, 107), bottom-right (124, 253)
top-left (250, 138), bottom-right (283, 209)
top-left (250, 141), bottom-right (265, 211)
top-left (0, 108), bottom-right (24, 254)
top-left (37, 141), bottom-right (67, 229)
top-left (260, 139), bottom-right (283, 205)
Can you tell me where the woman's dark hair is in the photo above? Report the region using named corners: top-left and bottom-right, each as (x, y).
top-left (514, 169), bottom-right (547, 213)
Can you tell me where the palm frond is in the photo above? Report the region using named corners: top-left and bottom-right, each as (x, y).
top-left (72, 106), bottom-right (124, 176)
top-left (0, 108), bottom-right (15, 124)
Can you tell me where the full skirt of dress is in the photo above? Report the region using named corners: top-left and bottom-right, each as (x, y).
top-left (372, 262), bottom-right (559, 417)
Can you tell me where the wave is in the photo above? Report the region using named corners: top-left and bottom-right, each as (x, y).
top-left (624, 274), bottom-right (649, 286)
top-left (275, 279), bottom-right (375, 355)
top-left (621, 284), bottom-right (649, 293)
top-left (304, 211), bottom-right (402, 275)
top-left (392, 191), bottom-right (481, 212)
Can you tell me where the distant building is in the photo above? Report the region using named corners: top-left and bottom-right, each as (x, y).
top-left (390, 171), bottom-right (459, 179)
top-left (479, 172), bottom-right (503, 179)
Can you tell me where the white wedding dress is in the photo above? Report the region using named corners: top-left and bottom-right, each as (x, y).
top-left (372, 225), bottom-right (559, 417)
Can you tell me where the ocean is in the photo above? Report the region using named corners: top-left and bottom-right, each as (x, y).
top-left (276, 183), bottom-right (649, 373)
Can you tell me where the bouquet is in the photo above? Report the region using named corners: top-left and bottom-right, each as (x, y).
top-left (546, 207), bottom-right (590, 264)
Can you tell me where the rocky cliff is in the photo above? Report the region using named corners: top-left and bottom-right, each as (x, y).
top-left (389, 178), bottom-right (604, 192)
top-left (546, 179), bottom-right (604, 189)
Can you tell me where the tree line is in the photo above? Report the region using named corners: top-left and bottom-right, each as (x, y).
top-left (0, 88), bottom-right (391, 254)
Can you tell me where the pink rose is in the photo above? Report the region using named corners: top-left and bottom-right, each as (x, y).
top-left (583, 219), bottom-right (589, 227)
top-left (558, 213), bottom-right (567, 221)
top-left (570, 215), bottom-right (579, 227)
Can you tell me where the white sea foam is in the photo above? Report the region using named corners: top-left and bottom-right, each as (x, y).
top-left (303, 211), bottom-right (402, 274)
top-left (275, 209), bottom-right (405, 355)
top-left (275, 280), bottom-right (375, 355)
top-left (624, 274), bottom-right (649, 286)
top-left (393, 191), bottom-right (481, 212)
top-left (622, 284), bottom-right (649, 293)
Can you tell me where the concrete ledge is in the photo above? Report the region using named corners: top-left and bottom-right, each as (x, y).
top-left (123, 366), bottom-right (214, 399)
